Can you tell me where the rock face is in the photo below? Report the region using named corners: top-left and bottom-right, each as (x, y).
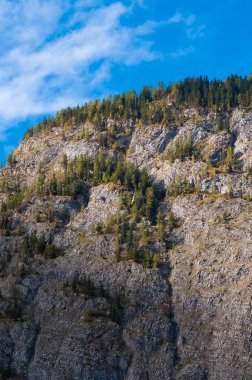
top-left (0, 107), bottom-right (252, 379)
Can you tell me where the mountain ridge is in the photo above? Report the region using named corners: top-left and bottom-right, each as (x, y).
top-left (0, 76), bottom-right (252, 379)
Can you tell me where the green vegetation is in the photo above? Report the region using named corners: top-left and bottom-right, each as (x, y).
top-left (53, 153), bottom-right (167, 267)
top-left (166, 134), bottom-right (195, 162)
top-left (64, 276), bottom-right (124, 324)
top-left (0, 151), bottom-right (167, 266)
top-left (0, 186), bottom-right (28, 212)
top-left (21, 232), bottom-right (62, 259)
top-left (167, 211), bottom-right (177, 230)
top-left (227, 183), bottom-right (234, 199)
top-left (225, 145), bottom-right (236, 172)
top-left (36, 153), bottom-right (164, 218)
top-left (112, 215), bottom-right (166, 268)
top-left (170, 75), bottom-right (252, 110)
top-left (3, 74), bottom-right (252, 267)
top-left (65, 276), bottom-right (108, 298)
top-left (7, 152), bottom-right (15, 165)
top-left (24, 75), bottom-right (252, 140)
top-left (167, 177), bottom-right (196, 197)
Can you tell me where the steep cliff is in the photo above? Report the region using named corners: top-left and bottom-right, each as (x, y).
top-left (0, 80), bottom-right (252, 379)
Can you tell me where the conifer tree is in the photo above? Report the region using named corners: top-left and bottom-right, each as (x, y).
top-left (146, 186), bottom-right (155, 223)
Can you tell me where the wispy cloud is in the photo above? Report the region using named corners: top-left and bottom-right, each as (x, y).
top-left (168, 12), bottom-right (195, 26)
top-left (0, 1), bottom-right (204, 142)
top-left (0, 0), bottom-right (162, 136)
top-left (168, 11), bottom-right (204, 60)
top-left (187, 24), bottom-right (206, 40)
top-left (168, 12), bottom-right (183, 24)
top-left (168, 12), bottom-right (204, 41)
top-left (170, 46), bottom-right (195, 59)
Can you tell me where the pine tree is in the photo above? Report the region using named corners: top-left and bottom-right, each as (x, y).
top-left (156, 212), bottom-right (165, 242)
top-left (126, 225), bottom-right (134, 256)
top-left (49, 173), bottom-right (58, 195)
top-left (93, 158), bottom-right (100, 185)
top-left (168, 211), bottom-right (176, 230)
top-left (153, 254), bottom-right (159, 268)
top-left (225, 146), bottom-right (235, 172)
top-left (146, 186), bottom-right (155, 223)
top-left (139, 220), bottom-right (148, 243)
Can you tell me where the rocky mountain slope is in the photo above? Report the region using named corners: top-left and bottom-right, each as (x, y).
top-left (0, 78), bottom-right (252, 379)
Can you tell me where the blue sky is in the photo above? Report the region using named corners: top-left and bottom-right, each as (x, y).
top-left (0, 0), bottom-right (251, 164)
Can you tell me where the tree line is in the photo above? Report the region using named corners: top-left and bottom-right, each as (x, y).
top-left (24, 75), bottom-right (252, 140)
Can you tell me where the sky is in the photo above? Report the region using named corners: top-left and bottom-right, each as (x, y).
top-left (0, 0), bottom-right (251, 164)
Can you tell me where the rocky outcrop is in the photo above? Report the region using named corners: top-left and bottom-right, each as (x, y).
top-left (0, 107), bottom-right (252, 379)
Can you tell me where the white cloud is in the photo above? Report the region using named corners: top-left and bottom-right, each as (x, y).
top-left (168, 13), bottom-right (183, 24)
top-left (0, 0), bottom-right (161, 136)
top-left (0, 1), bottom-right (203, 141)
top-left (135, 20), bottom-right (161, 35)
top-left (168, 12), bottom-right (195, 26)
top-left (167, 12), bottom-right (204, 60)
top-left (170, 46), bottom-right (195, 59)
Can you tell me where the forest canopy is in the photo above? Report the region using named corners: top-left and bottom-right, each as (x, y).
top-left (24, 75), bottom-right (252, 140)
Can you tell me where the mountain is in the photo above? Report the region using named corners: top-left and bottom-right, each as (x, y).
top-left (0, 76), bottom-right (252, 379)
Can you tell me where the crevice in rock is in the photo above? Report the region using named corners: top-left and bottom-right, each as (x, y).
top-left (160, 259), bottom-right (181, 375)
top-left (26, 323), bottom-right (40, 368)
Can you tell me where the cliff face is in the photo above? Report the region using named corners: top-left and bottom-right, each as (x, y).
top-left (0, 106), bottom-right (252, 379)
